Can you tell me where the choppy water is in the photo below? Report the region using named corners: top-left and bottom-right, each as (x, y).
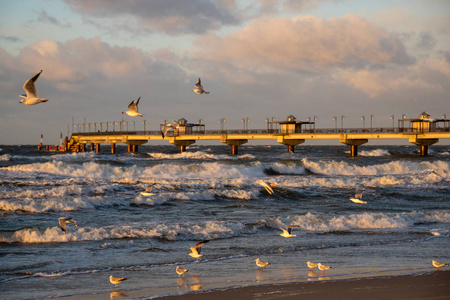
top-left (0, 144), bottom-right (449, 299)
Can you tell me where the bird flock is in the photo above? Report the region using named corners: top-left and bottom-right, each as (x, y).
top-left (19, 71), bottom-right (209, 138)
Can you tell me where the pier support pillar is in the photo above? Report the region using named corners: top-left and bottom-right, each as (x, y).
top-left (340, 138), bottom-right (368, 157)
top-left (76, 144), bottom-right (81, 152)
top-left (222, 139), bottom-right (248, 156)
top-left (111, 143), bottom-right (116, 154)
top-left (409, 137), bottom-right (438, 157)
top-left (96, 143), bottom-right (101, 154)
top-left (81, 143), bottom-right (86, 152)
top-left (128, 144), bottom-right (132, 152)
top-left (287, 145), bottom-right (295, 153)
top-left (179, 145), bottom-right (186, 153)
top-left (90, 143), bottom-right (95, 151)
top-left (133, 145), bottom-right (138, 153)
top-left (169, 138), bottom-right (195, 153)
top-left (231, 145), bottom-right (238, 155)
top-left (420, 145), bottom-right (428, 156)
top-left (350, 145), bottom-right (359, 157)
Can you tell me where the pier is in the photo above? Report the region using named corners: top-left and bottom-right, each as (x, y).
top-left (64, 113), bottom-right (450, 157)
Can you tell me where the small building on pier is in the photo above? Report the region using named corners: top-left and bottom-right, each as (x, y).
top-left (399, 112), bottom-right (449, 133)
top-left (160, 118), bottom-right (205, 136)
top-left (271, 115), bottom-right (315, 134)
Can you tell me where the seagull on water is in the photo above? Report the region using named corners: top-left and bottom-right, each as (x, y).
top-left (317, 263), bottom-right (334, 273)
top-left (161, 120), bottom-right (180, 138)
top-left (20, 70), bottom-right (48, 105)
top-left (192, 78), bottom-right (209, 95)
top-left (125, 97), bottom-right (143, 117)
top-left (109, 275), bottom-right (127, 287)
top-left (307, 261), bottom-right (318, 270)
top-left (259, 181), bottom-right (275, 195)
top-left (254, 258), bottom-right (272, 269)
top-left (176, 266), bottom-right (189, 277)
top-left (280, 225), bottom-right (298, 238)
top-left (432, 260), bottom-right (448, 269)
top-left (58, 216), bottom-right (77, 233)
top-left (189, 240), bottom-right (210, 260)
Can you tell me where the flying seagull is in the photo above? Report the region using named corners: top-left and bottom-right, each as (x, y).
top-left (189, 240), bottom-right (210, 260)
top-left (349, 188), bottom-right (366, 204)
top-left (254, 258), bottom-right (272, 269)
top-left (176, 266), bottom-right (189, 277)
top-left (280, 225), bottom-right (298, 238)
top-left (109, 275), bottom-right (127, 288)
top-left (192, 78), bottom-right (209, 95)
top-left (259, 181), bottom-right (275, 195)
top-left (58, 216), bottom-right (77, 233)
top-left (161, 120), bottom-right (180, 138)
top-left (20, 70), bottom-right (48, 105)
top-left (125, 97), bottom-right (143, 117)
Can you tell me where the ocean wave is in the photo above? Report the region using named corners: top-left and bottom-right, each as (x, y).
top-left (0, 220), bottom-right (250, 244)
top-left (0, 154), bottom-right (10, 161)
top-left (147, 151), bottom-right (255, 160)
top-left (359, 149), bottom-right (391, 156)
top-left (302, 158), bottom-right (450, 176)
top-left (287, 211), bottom-right (450, 232)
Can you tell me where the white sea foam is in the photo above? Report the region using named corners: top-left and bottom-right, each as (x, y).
top-left (147, 151), bottom-right (255, 160)
top-left (302, 158), bottom-right (450, 176)
top-left (359, 149), bottom-right (391, 156)
top-left (0, 154), bottom-right (10, 161)
top-left (287, 211), bottom-right (450, 232)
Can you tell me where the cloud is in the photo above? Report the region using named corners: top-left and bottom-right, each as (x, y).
top-left (193, 14), bottom-right (414, 76)
top-left (64, 0), bottom-right (241, 35)
top-left (0, 34), bottom-right (22, 43)
top-left (416, 32), bottom-right (437, 50)
top-left (38, 10), bottom-right (72, 28)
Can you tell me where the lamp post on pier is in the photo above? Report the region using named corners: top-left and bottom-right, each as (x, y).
top-left (219, 118), bottom-right (226, 131)
top-left (361, 116), bottom-right (365, 131)
top-left (142, 120), bottom-right (148, 134)
top-left (341, 115), bottom-right (345, 132)
top-left (370, 115), bottom-right (375, 132)
top-left (131, 121), bottom-right (135, 131)
top-left (390, 115), bottom-right (395, 131)
top-left (333, 116), bottom-right (337, 133)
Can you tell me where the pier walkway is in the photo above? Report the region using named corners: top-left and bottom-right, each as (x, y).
top-left (66, 125), bottom-right (450, 156)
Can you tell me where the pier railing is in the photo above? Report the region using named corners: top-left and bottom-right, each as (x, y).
top-left (72, 126), bottom-right (450, 137)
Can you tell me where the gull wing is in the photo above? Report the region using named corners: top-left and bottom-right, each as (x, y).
top-left (127, 97), bottom-right (140, 113)
top-left (195, 78), bottom-right (203, 89)
top-left (193, 240), bottom-right (209, 255)
top-left (58, 217), bottom-right (67, 233)
top-left (259, 182), bottom-right (274, 195)
top-left (23, 70), bottom-right (42, 98)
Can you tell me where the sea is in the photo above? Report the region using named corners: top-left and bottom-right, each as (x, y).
top-left (0, 144), bottom-right (449, 299)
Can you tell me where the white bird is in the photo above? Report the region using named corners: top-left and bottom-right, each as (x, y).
top-left (192, 78), bottom-right (209, 94)
top-left (20, 70), bottom-right (48, 105)
top-left (432, 260), bottom-right (448, 269)
top-left (161, 120), bottom-right (180, 138)
top-left (317, 263), bottom-right (334, 272)
top-left (176, 266), bottom-right (189, 277)
top-left (349, 189), bottom-right (366, 204)
top-left (259, 181), bottom-right (275, 195)
top-left (58, 216), bottom-right (77, 233)
top-left (306, 261), bottom-right (318, 270)
top-left (140, 186), bottom-right (154, 196)
top-left (125, 97), bottom-right (143, 117)
top-left (254, 258), bottom-right (272, 269)
top-left (109, 275), bottom-right (127, 287)
top-left (280, 225), bottom-right (298, 238)
top-left (189, 240), bottom-right (209, 260)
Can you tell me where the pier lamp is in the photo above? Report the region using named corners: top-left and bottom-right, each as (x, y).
top-left (246, 118), bottom-right (250, 130)
top-left (370, 115), bottom-right (375, 132)
top-left (219, 118), bottom-right (226, 131)
top-left (402, 114), bottom-right (406, 119)
top-left (122, 121), bottom-right (128, 131)
top-left (115, 122), bottom-right (120, 131)
top-left (241, 118), bottom-right (245, 130)
top-left (108, 122), bottom-right (113, 131)
top-left (361, 116), bottom-right (365, 130)
top-left (265, 118), bottom-right (270, 131)
top-left (131, 121), bottom-right (135, 131)
top-left (390, 115), bottom-right (394, 130)
top-left (142, 120), bottom-right (148, 133)
top-left (341, 115), bottom-right (345, 131)
top-left (307, 117), bottom-right (311, 131)
top-left (95, 123), bottom-right (100, 132)
top-left (313, 116), bottom-right (318, 132)
top-left (333, 117), bottom-right (337, 133)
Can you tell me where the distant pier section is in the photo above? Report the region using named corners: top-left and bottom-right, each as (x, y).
top-left (64, 112), bottom-right (449, 156)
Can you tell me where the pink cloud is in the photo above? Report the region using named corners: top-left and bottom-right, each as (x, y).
top-left (194, 14), bottom-right (412, 74)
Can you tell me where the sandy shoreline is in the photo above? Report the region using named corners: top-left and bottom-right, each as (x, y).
top-left (159, 270), bottom-right (450, 300)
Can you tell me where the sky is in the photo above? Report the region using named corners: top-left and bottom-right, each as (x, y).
top-left (0, 0), bottom-right (449, 145)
